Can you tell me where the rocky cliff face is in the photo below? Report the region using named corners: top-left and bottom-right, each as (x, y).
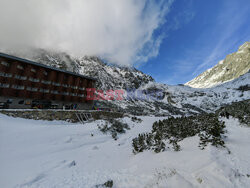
top-left (186, 42), bottom-right (250, 88)
top-left (17, 49), bottom-right (154, 91)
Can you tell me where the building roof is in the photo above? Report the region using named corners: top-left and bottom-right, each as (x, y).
top-left (0, 52), bottom-right (96, 81)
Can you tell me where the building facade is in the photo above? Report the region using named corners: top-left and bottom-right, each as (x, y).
top-left (0, 53), bottom-right (96, 109)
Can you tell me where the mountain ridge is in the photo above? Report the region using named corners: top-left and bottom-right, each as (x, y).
top-left (186, 42), bottom-right (250, 88)
top-left (1, 46), bottom-right (249, 115)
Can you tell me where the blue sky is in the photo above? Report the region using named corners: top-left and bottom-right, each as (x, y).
top-left (138, 0), bottom-right (250, 85)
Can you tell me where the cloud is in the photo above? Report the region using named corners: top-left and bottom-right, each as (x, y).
top-left (0, 0), bottom-right (174, 66)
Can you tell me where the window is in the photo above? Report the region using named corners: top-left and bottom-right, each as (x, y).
top-left (6, 99), bottom-right (13, 104)
top-left (71, 86), bottom-right (78, 89)
top-left (44, 71), bottom-right (48, 76)
top-left (31, 68), bottom-right (36, 73)
top-left (62, 92), bottom-right (69, 96)
top-left (52, 82), bottom-right (61, 86)
top-left (62, 84), bottom-right (69, 88)
top-left (1, 61), bottom-right (10, 67)
top-left (29, 77), bottom-right (40, 82)
top-left (71, 93), bottom-right (78, 96)
top-left (79, 87), bottom-right (85, 91)
top-left (14, 75), bottom-right (27, 80)
top-left (51, 90), bottom-right (59, 94)
top-left (17, 65), bottom-right (24, 70)
top-left (0, 71), bottom-right (12, 78)
top-left (0, 83), bottom-right (10, 88)
top-left (44, 89), bottom-right (49, 93)
top-left (18, 100), bottom-right (24, 104)
top-left (40, 88), bottom-right (50, 93)
top-left (78, 94), bottom-right (85, 97)
top-left (27, 87), bottom-right (38, 92)
top-left (41, 80), bottom-right (51, 85)
top-left (25, 101), bottom-right (31, 105)
top-left (12, 85), bottom-right (25, 90)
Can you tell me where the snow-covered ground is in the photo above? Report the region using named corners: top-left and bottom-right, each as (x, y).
top-left (0, 114), bottom-right (250, 188)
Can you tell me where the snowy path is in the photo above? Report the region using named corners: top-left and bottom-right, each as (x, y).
top-left (0, 115), bottom-right (249, 188)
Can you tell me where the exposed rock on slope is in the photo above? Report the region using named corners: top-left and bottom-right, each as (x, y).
top-left (186, 42), bottom-right (250, 88)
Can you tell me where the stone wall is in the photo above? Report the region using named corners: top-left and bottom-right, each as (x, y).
top-left (0, 110), bottom-right (124, 123)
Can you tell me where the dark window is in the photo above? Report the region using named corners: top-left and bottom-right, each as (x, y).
top-left (6, 99), bottom-right (13, 104)
top-left (17, 65), bottom-right (24, 70)
top-left (18, 100), bottom-right (24, 104)
top-left (1, 61), bottom-right (10, 67)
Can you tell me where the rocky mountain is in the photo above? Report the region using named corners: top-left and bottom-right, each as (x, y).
top-left (13, 49), bottom-right (154, 91)
top-left (5, 47), bottom-right (250, 116)
top-left (186, 42), bottom-right (250, 88)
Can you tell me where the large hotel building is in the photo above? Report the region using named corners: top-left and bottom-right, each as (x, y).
top-left (0, 52), bottom-right (96, 109)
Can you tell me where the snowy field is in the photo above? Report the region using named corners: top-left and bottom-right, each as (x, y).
top-left (0, 114), bottom-right (250, 188)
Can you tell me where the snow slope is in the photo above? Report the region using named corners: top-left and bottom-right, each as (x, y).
top-left (142, 71), bottom-right (250, 113)
top-left (0, 114), bottom-right (250, 188)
